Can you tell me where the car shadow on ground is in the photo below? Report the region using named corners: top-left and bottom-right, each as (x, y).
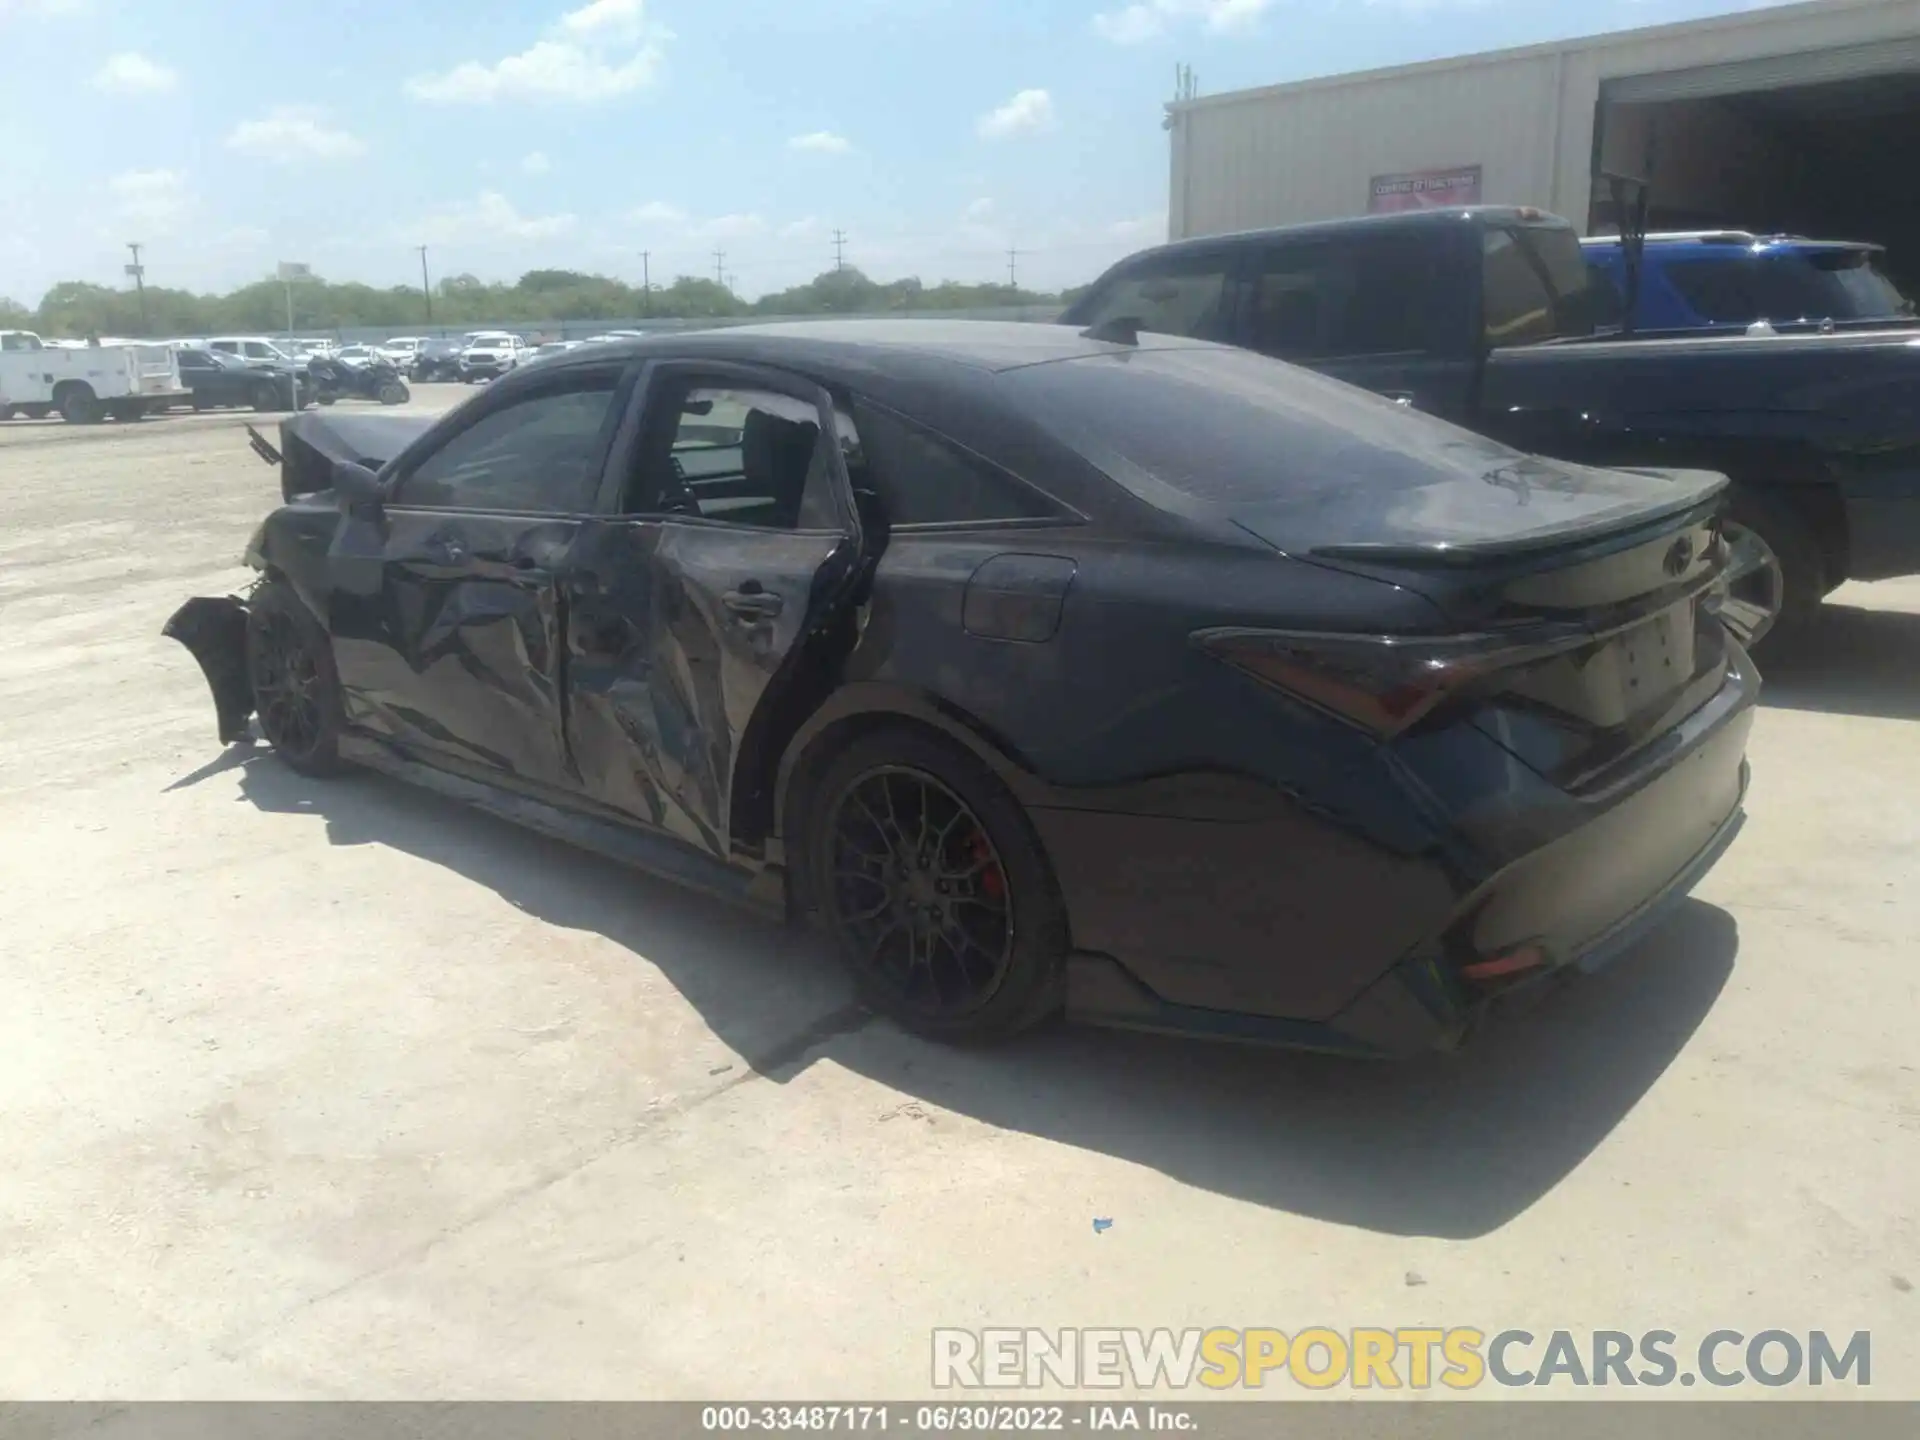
top-left (207, 749), bottom-right (1738, 1240)
top-left (1758, 603), bottom-right (1920, 721)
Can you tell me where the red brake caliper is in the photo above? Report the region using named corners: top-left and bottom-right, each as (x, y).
top-left (972, 832), bottom-right (1004, 900)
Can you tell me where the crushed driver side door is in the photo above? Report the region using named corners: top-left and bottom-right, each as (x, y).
top-left (561, 361), bottom-right (868, 858)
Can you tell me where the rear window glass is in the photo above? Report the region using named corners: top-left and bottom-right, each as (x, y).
top-left (999, 345), bottom-right (1509, 508)
top-left (1666, 252), bottom-right (1913, 324)
top-left (1071, 255), bottom-right (1235, 342)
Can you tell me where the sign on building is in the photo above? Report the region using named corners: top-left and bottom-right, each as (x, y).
top-left (1369, 165), bottom-right (1483, 213)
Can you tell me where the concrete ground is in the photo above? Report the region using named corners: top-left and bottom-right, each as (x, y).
top-left (0, 389), bottom-right (1915, 1400)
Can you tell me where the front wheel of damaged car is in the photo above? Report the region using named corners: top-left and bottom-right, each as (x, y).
top-left (799, 727), bottom-right (1067, 1044)
top-left (247, 583), bottom-right (346, 777)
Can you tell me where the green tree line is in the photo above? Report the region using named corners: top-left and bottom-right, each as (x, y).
top-left (0, 266), bottom-right (1085, 339)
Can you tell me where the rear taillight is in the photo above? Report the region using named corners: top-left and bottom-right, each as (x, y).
top-left (1192, 625), bottom-right (1580, 739)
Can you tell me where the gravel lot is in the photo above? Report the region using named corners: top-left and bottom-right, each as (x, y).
top-left (2, 391), bottom-right (1916, 1400)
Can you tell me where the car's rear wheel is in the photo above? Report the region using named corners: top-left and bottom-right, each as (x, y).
top-left (378, 380), bottom-right (409, 405)
top-left (250, 381), bottom-right (280, 413)
top-left (246, 582), bottom-right (345, 777)
top-left (800, 726), bottom-right (1067, 1043)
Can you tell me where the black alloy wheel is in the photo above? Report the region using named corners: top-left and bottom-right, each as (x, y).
top-left (802, 726), bottom-right (1068, 1042)
top-left (825, 765), bottom-right (1017, 1021)
top-left (245, 585), bottom-right (344, 776)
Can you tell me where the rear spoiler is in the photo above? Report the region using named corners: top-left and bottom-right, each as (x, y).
top-left (1308, 485), bottom-right (1726, 568)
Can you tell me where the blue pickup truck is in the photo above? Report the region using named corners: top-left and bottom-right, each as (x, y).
top-left (1582, 232), bottom-right (1915, 333)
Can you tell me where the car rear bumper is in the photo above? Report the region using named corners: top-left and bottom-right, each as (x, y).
top-left (1048, 647), bottom-right (1758, 1056)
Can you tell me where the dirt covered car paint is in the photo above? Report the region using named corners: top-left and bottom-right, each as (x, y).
top-left (164, 323), bottom-right (1757, 1054)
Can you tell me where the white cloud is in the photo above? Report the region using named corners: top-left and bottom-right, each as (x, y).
top-left (108, 169), bottom-right (188, 228)
top-left (689, 213), bottom-right (766, 241)
top-left (521, 150), bottom-right (552, 174)
top-left (628, 200), bottom-right (687, 225)
top-left (406, 0), bottom-right (668, 104)
top-left (219, 225), bottom-right (271, 247)
top-left (1092, 5), bottom-right (1164, 43)
top-left (787, 130), bottom-right (851, 154)
top-left (779, 216), bottom-right (822, 240)
top-left (1092, 0), bottom-right (1274, 44)
top-left (559, 0), bottom-right (648, 42)
top-left (92, 52), bottom-right (178, 95)
top-left (1108, 211), bottom-right (1167, 242)
top-left (964, 197), bottom-right (996, 222)
top-left (0, 0), bottom-right (89, 17)
top-left (976, 89), bottom-right (1055, 140)
top-left (412, 191), bottom-right (577, 245)
top-left (226, 106), bottom-right (366, 162)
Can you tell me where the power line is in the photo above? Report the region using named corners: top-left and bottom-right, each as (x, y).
top-left (832, 229), bottom-right (848, 271)
top-left (1006, 246), bottom-right (1022, 290)
top-left (713, 249), bottom-right (727, 286)
top-left (640, 250), bottom-right (651, 314)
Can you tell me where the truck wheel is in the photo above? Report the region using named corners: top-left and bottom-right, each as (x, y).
top-left (1717, 489), bottom-right (1823, 654)
top-left (20, 404), bottom-right (50, 421)
top-left (0, 406), bottom-right (17, 422)
top-left (795, 724), bottom-right (1068, 1044)
top-left (250, 381), bottom-right (281, 413)
top-left (377, 380), bottom-right (409, 406)
top-left (56, 384), bottom-right (101, 424)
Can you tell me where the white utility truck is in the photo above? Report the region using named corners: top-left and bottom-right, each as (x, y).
top-left (0, 330), bottom-right (189, 422)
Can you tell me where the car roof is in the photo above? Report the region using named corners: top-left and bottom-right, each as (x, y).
top-left (537, 318), bottom-right (1215, 376)
top-left (1582, 233), bottom-right (1882, 256)
top-left (1088, 205), bottom-right (1571, 272)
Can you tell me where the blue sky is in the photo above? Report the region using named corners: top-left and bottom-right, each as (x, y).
top-left (1, 0), bottom-right (1784, 304)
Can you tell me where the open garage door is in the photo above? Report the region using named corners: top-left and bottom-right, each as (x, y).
top-left (1592, 42), bottom-right (1920, 290)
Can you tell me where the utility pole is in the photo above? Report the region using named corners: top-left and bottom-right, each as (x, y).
top-left (640, 250), bottom-right (651, 314)
top-left (416, 246), bottom-right (433, 325)
top-left (713, 249), bottom-right (727, 287)
top-left (125, 242), bottom-right (147, 334)
top-left (832, 229), bottom-right (848, 271)
top-left (1006, 246), bottom-right (1022, 292)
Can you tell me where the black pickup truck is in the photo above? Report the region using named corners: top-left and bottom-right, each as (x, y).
top-left (1062, 206), bottom-right (1920, 644)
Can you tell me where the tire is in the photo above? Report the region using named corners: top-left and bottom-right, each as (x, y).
top-left (0, 406), bottom-right (17, 422)
top-left (795, 724), bottom-right (1068, 1043)
top-left (315, 392), bottom-right (337, 406)
top-left (1719, 488), bottom-right (1824, 656)
top-left (250, 381), bottom-right (280, 413)
top-left (20, 404), bottom-right (50, 421)
top-left (56, 384), bottom-right (101, 424)
top-left (245, 582), bottom-right (346, 778)
top-left (377, 380), bottom-right (409, 406)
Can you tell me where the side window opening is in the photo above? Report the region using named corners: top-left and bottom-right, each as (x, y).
top-left (622, 382), bottom-right (840, 531)
top-left (1481, 229), bottom-right (1558, 346)
top-left (844, 400), bottom-right (1059, 527)
top-left (1246, 237), bottom-right (1448, 360)
top-left (393, 377), bottom-right (619, 513)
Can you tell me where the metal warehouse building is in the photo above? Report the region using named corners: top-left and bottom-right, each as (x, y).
top-left (1166, 0), bottom-right (1920, 274)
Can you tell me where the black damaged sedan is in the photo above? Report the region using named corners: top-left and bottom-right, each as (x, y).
top-left (166, 321), bottom-right (1756, 1054)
